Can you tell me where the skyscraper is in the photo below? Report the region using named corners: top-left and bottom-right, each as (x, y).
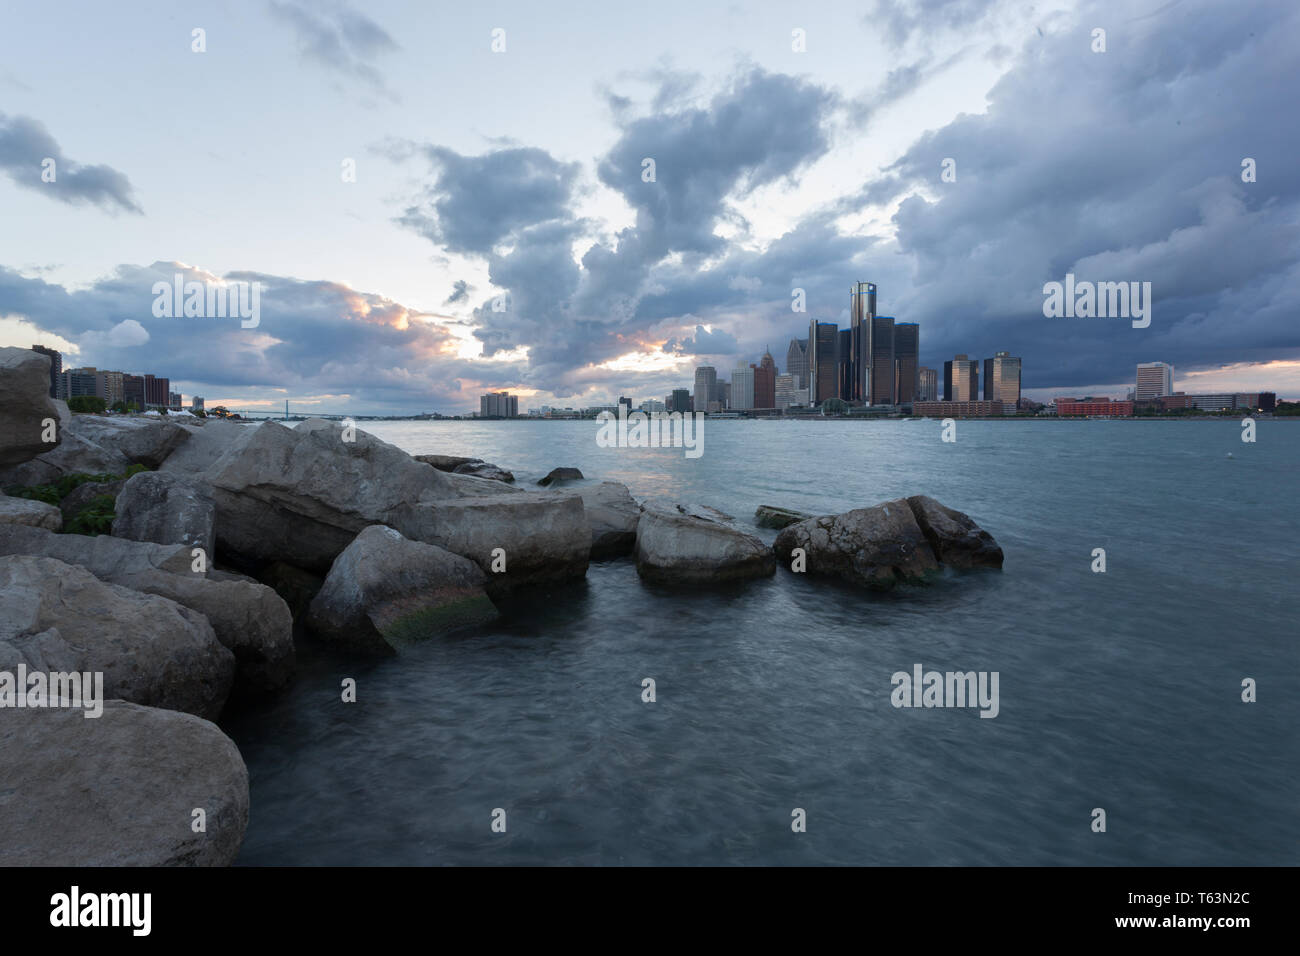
top-left (947, 355), bottom-right (979, 401)
top-left (837, 328), bottom-right (853, 401)
top-left (807, 320), bottom-right (838, 405)
top-left (1135, 362), bottom-right (1174, 399)
top-left (694, 366), bottom-right (717, 414)
top-left (983, 351), bottom-right (1021, 408)
top-left (786, 338), bottom-right (808, 390)
top-left (849, 281), bottom-right (877, 402)
top-left (669, 387), bottom-right (692, 413)
top-left (867, 314), bottom-right (895, 405)
top-left (892, 321), bottom-right (918, 404)
top-left (754, 349), bottom-right (776, 409)
top-left (732, 363), bottom-right (755, 410)
top-left (918, 367), bottom-right (938, 402)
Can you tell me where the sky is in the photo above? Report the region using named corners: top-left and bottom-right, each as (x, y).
top-left (1, 0), bottom-right (1297, 414)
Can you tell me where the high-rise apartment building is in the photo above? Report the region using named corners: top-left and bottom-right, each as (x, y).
top-left (63, 367), bottom-right (98, 398)
top-left (96, 369), bottom-right (125, 405)
top-left (30, 345), bottom-right (62, 398)
top-left (918, 367), bottom-right (938, 402)
top-left (143, 374), bottom-right (170, 408)
top-left (786, 338), bottom-right (808, 390)
top-left (1135, 362), bottom-right (1174, 400)
top-left (892, 321), bottom-right (918, 404)
top-left (123, 374), bottom-right (145, 409)
top-left (807, 320), bottom-right (839, 405)
top-left (479, 392), bottom-right (518, 417)
top-left (693, 366), bottom-right (717, 415)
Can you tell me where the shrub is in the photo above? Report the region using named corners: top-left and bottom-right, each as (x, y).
top-left (63, 495), bottom-right (117, 536)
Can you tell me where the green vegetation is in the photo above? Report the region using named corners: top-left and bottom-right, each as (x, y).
top-left (1275, 401), bottom-right (1300, 416)
top-left (110, 400), bottom-right (141, 413)
top-left (4, 465), bottom-right (147, 512)
top-left (67, 395), bottom-right (108, 413)
top-left (63, 495), bottom-right (118, 536)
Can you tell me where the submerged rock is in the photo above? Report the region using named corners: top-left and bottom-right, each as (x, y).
top-left (537, 466), bottom-right (584, 487)
top-left (754, 505), bottom-right (811, 529)
top-left (307, 525), bottom-right (497, 653)
top-left (905, 495), bottom-right (1004, 570)
top-left (0, 701), bottom-right (249, 866)
top-left (635, 499), bottom-right (775, 584)
top-left (773, 496), bottom-right (1002, 589)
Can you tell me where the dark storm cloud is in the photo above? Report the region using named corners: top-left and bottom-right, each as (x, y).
top-left (860, 0), bottom-right (1300, 390)
top-left (0, 113), bottom-right (141, 213)
top-left (268, 1), bottom-right (399, 96)
top-left (395, 147), bottom-right (582, 255)
top-left (0, 263), bottom-right (528, 412)
top-left (389, 67), bottom-right (842, 396)
top-left (661, 324), bottom-right (740, 356)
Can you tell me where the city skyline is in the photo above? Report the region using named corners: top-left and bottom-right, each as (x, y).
top-left (2, 0), bottom-right (1298, 414)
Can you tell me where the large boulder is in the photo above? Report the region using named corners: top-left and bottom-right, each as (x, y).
top-left (307, 525), bottom-right (497, 654)
top-left (634, 500), bottom-right (775, 584)
top-left (158, 420), bottom-right (255, 475)
top-left (0, 526), bottom-right (292, 695)
top-left (0, 413), bottom-right (192, 488)
top-left (0, 701), bottom-right (249, 866)
top-left (0, 555), bottom-right (234, 720)
top-left (772, 499), bottom-right (941, 589)
top-left (550, 481), bottom-right (639, 558)
top-left (112, 471), bottom-right (216, 556)
top-left (69, 416), bottom-right (194, 469)
top-left (0, 347), bottom-right (61, 467)
top-left (905, 495), bottom-right (1004, 570)
top-left (203, 419), bottom-right (458, 572)
top-left (0, 493), bottom-right (62, 531)
top-left (393, 494), bottom-right (590, 594)
top-left (0, 522), bottom-right (192, 575)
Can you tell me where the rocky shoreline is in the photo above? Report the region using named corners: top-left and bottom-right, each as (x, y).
top-left (0, 346), bottom-right (1003, 865)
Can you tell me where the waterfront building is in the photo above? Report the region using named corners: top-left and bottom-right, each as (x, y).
top-left (914, 400), bottom-right (1005, 418)
top-left (807, 320), bottom-right (839, 405)
top-left (786, 338), bottom-right (808, 391)
top-left (918, 367), bottom-right (938, 402)
top-left (693, 366), bottom-right (717, 415)
top-left (1135, 362), bottom-right (1174, 400)
top-left (893, 321), bottom-right (918, 405)
top-left (30, 344), bottom-right (62, 398)
top-left (480, 392), bottom-right (519, 417)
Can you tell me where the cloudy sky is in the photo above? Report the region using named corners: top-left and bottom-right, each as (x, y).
top-left (1, 0), bottom-right (1296, 413)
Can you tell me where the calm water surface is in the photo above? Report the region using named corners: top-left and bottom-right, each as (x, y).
top-left (225, 418), bottom-right (1298, 865)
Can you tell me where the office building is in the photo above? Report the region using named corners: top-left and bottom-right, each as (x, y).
top-left (867, 315), bottom-right (895, 405)
top-left (1135, 362), bottom-right (1174, 400)
top-left (30, 345), bottom-right (62, 398)
top-left (774, 374), bottom-right (798, 410)
top-left (849, 281), bottom-right (877, 402)
top-left (983, 351), bottom-right (1021, 408)
top-left (893, 321), bottom-right (918, 404)
top-left (918, 367), bottom-right (938, 402)
top-left (944, 355), bottom-right (979, 402)
top-left (144, 374), bottom-right (170, 408)
top-left (807, 320), bottom-right (839, 405)
top-left (786, 339), bottom-right (808, 391)
top-left (754, 349), bottom-right (776, 409)
top-left (479, 392), bottom-right (519, 418)
top-left (731, 363), bottom-right (755, 410)
top-left (837, 328), bottom-right (853, 401)
top-left (669, 388), bottom-right (693, 413)
top-left (693, 366), bottom-right (717, 415)
top-left (1055, 398), bottom-right (1134, 416)
top-left (914, 400), bottom-right (1005, 418)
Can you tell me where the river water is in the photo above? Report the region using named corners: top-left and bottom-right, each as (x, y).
top-left (225, 418), bottom-right (1298, 865)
